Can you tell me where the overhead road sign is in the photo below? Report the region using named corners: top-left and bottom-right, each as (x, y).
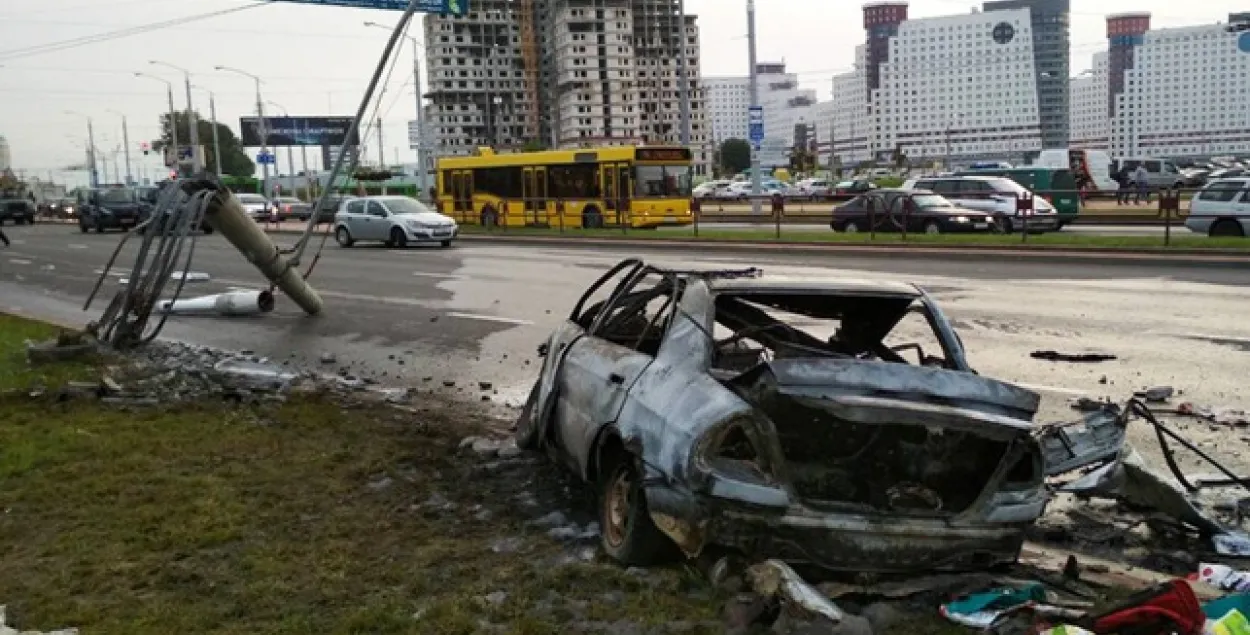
top-left (240, 116), bottom-right (362, 147)
top-left (265, 0), bottom-right (468, 14)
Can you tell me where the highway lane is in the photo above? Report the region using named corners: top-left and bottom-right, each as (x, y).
top-left (2, 223), bottom-right (1249, 461)
top-left (664, 222), bottom-right (1179, 236)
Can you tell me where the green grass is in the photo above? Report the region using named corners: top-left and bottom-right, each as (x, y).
top-left (0, 312), bottom-right (731, 634)
top-left (0, 314), bottom-right (101, 394)
top-left (460, 225), bottom-right (1250, 251)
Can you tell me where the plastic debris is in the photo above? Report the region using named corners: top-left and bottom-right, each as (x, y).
top-left (1207, 609), bottom-right (1250, 635)
top-left (939, 583), bottom-right (1046, 629)
top-left (1198, 564), bottom-right (1250, 593)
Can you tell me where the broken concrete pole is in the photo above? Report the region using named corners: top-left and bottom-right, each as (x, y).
top-left (157, 290), bottom-right (275, 316)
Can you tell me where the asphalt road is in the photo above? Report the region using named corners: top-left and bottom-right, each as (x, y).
top-left (2, 223), bottom-right (1249, 473)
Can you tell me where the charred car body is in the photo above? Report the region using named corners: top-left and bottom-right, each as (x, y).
top-left (517, 259), bottom-right (1053, 574)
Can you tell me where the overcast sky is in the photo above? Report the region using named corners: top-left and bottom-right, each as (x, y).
top-left (0, 0), bottom-right (1244, 183)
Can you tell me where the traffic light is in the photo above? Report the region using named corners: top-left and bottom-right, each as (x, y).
top-left (141, 142), bottom-right (150, 156)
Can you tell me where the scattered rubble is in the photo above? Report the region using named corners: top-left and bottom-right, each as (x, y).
top-left (25, 330), bottom-right (95, 365)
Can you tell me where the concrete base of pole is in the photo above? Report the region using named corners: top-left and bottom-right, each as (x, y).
top-left (203, 192), bottom-right (324, 316)
top-left (159, 290), bottom-right (275, 316)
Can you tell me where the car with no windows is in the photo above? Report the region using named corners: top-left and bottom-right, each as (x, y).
top-left (515, 258), bottom-right (1056, 574)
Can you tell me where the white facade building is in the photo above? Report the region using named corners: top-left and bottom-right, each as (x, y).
top-left (1069, 51), bottom-right (1109, 150)
top-left (754, 63), bottom-right (817, 168)
top-left (704, 76), bottom-right (750, 145)
top-left (832, 45), bottom-right (872, 168)
top-left (877, 8), bottom-right (1043, 164)
top-left (1111, 19), bottom-right (1250, 158)
top-left (0, 136), bottom-right (10, 172)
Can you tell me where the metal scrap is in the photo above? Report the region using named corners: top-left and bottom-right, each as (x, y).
top-left (746, 559), bottom-right (844, 624)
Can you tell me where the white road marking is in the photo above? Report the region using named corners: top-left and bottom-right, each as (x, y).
top-left (446, 312), bottom-right (534, 326)
top-left (1010, 381), bottom-right (1089, 397)
top-left (7, 258), bottom-right (32, 265)
top-left (412, 272), bottom-right (460, 279)
top-left (1172, 332), bottom-right (1250, 345)
top-left (68, 244), bottom-right (88, 249)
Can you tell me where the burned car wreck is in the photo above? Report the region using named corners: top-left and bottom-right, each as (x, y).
top-left (516, 258), bottom-right (1055, 574)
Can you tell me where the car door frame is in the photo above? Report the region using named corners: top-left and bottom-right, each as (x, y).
top-left (363, 200), bottom-right (390, 241)
top-left (343, 199), bottom-right (367, 237)
top-left (531, 259), bottom-right (647, 453)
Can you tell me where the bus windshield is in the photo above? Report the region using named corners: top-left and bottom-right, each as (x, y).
top-left (636, 165), bottom-right (692, 198)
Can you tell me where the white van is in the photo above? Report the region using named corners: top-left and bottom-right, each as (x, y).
top-left (1034, 149), bottom-right (1115, 192)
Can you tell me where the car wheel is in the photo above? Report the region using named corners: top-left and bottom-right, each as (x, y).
top-left (95, 219), bottom-right (105, 233)
top-left (999, 217), bottom-right (1015, 234)
top-left (389, 226), bottom-right (408, 248)
top-left (480, 206), bottom-right (499, 228)
top-left (335, 226), bottom-right (355, 247)
top-left (598, 450), bottom-right (676, 566)
top-left (440, 239), bottom-right (452, 248)
top-left (13, 217), bottom-right (24, 226)
top-left (582, 206), bottom-right (604, 229)
top-left (923, 221), bottom-right (942, 235)
top-left (201, 225), bottom-right (214, 235)
top-left (842, 221), bottom-right (861, 233)
top-left (79, 222), bottom-right (88, 233)
top-left (1210, 219), bottom-right (1245, 238)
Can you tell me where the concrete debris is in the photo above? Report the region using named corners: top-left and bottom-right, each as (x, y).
top-left (489, 537), bottom-right (524, 554)
top-left (1176, 402), bottom-right (1250, 427)
top-left (527, 510), bottom-right (569, 529)
top-left (1137, 385), bottom-right (1174, 403)
top-left (1031, 350), bottom-right (1117, 363)
top-left (319, 353), bottom-right (337, 364)
top-left (0, 605), bottom-right (77, 635)
top-left (212, 358), bottom-right (297, 391)
top-left (25, 332), bottom-right (95, 365)
top-left (746, 560), bottom-right (844, 625)
top-left (459, 436), bottom-right (518, 458)
top-left (482, 591), bottom-right (508, 607)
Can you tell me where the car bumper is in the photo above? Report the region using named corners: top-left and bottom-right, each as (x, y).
top-left (402, 226), bottom-right (459, 242)
top-left (1185, 219), bottom-right (1214, 234)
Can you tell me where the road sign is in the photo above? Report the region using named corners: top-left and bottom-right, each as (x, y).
top-left (257, 150), bottom-right (276, 165)
top-left (748, 106), bottom-right (764, 149)
top-left (266, 0), bottom-right (468, 14)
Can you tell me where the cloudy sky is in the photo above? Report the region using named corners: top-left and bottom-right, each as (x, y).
top-left (0, 0), bottom-right (1244, 183)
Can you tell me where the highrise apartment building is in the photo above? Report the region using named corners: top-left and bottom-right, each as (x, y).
top-left (1068, 52), bottom-right (1109, 150)
top-left (422, 0), bottom-right (710, 172)
top-left (831, 0), bottom-right (1070, 167)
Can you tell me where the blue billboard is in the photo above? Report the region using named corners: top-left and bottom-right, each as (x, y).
top-left (240, 116), bottom-right (362, 147)
top-left (266, 0), bottom-right (467, 14)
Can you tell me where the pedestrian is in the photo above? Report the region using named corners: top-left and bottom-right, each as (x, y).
top-left (0, 224), bottom-right (9, 247)
top-left (1133, 164), bottom-right (1150, 205)
top-left (1113, 167), bottom-right (1130, 205)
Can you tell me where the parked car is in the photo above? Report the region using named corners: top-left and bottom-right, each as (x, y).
top-left (831, 189), bottom-right (997, 234)
top-left (77, 187), bottom-right (148, 233)
top-left (333, 195), bottom-right (458, 248)
top-left (233, 193), bottom-right (270, 221)
top-left (1111, 157), bottom-right (1186, 190)
top-left (796, 178), bottom-right (833, 199)
top-left (953, 167), bottom-right (1080, 228)
top-left (902, 175), bottom-right (1060, 233)
top-left (832, 179), bottom-right (877, 199)
top-left (693, 180), bottom-right (732, 199)
top-left (1185, 178), bottom-right (1250, 237)
top-left (515, 258), bottom-right (1056, 572)
top-left (270, 196), bottom-right (309, 222)
top-left (0, 196), bottom-right (36, 226)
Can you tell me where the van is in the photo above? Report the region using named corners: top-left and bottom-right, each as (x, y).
top-left (955, 167), bottom-right (1080, 227)
top-left (1034, 149), bottom-right (1115, 193)
top-left (1112, 157), bottom-right (1186, 190)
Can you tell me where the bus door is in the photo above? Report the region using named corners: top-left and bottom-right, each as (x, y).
top-left (450, 172), bottom-right (466, 218)
top-left (616, 164), bottom-right (632, 225)
top-left (522, 167), bottom-right (534, 223)
top-left (602, 165), bottom-right (618, 220)
top-left (533, 167), bottom-right (548, 224)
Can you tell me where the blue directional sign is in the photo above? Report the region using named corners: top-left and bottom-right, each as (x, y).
top-left (748, 106), bottom-right (764, 149)
top-left (1240, 32), bottom-right (1250, 53)
top-left (257, 150), bottom-right (276, 165)
top-left (266, 0), bottom-right (467, 14)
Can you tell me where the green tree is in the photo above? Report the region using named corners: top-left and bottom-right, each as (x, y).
top-left (521, 140), bottom-right (547, 152)
top-left (718, 138), bottom-right (752, 175)
top-left (155, 111), bottom-right (255, 178)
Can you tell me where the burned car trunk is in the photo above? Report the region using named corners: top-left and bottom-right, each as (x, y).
top-left (519, 259), bottom-right (1053, 575)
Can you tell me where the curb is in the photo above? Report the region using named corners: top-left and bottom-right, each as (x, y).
top-left (443, 233), bottom-right (1250, 268)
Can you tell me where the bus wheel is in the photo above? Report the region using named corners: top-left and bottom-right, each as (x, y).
top-left (582, 206), bottom-right (604, 229)
top-left (480, 207), bottom-right (499, 227)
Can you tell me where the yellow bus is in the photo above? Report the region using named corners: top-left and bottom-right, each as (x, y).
top-left (435, 145), bottom-right (694, 229)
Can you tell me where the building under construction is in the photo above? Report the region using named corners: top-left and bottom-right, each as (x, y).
top-left (422, 0), bottom-right (709, 172)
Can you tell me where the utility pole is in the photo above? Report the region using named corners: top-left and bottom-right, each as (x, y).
top-left (183, 76), bottom-right (201, 172)
top-left (166, 84), bottom-right (181, 176)
top-left (747, 0), bottom-right (761, 215)
top-left (87, 119), bottom-right (99, 188)
top-left (376, 117), bottom-right (387, 195)
top-left (119, 116), bottom-right (133, 185)
top-left (677, 0), bottom-right (691, 148)
top-left (208, 92), bottom-right (222, 177)
top-left (411, 35), bottom-right (429, 202)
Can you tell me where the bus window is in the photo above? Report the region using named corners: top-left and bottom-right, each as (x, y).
top-left (549, 164), bottom-right (599, 199)
top-left (635, 165), bottom-right (691, 197)
top-left (535, 167), bottom-right (548, 208)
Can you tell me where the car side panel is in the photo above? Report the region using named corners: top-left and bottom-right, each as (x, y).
top-left (557, 337), bottom-right (655, 477)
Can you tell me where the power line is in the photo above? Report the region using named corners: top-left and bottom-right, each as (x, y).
top-left (0, 16), bottom-right (381, 42)
top-left (0, 3), bottom-right (265, 62)
top-left (0, 0), bottom-right (166, 18)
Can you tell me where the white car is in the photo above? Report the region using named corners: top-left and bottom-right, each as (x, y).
top-left (333, 195), bottom-right (458, 248)
top-left (1185, 178), bottom-right (1250, 237)
top-left (693, 180), bottom-right (732, 199)
top-left (797, 178), bottom-right (833, 198)
top-left (902, 175), bottom-right (1060, 233)
top-left (235, 193), bottom-right (270, 221)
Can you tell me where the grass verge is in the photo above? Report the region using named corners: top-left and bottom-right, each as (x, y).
top-left (0, 314), bottom-right (101, 394)
top-left (459, 225), bottom-right (1250, 251)
top-left (0, 312), bottom-right (728, 634)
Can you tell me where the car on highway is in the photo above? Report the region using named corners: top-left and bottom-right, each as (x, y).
top-left (1185, 178), bottom-right (1250, 237)
top-left (515, 257), bottom-right (1054, 573)
top-left (831, 189), bottom-right (997, 234)
top-left (693, 180), bottom-right (732, 199)
top-left (270, 196), bottom-right (310, 222)
top-left (76, 187), bottom-right (149, 233)
top-left (832, 179), bottom-right (877, 200)
top-left (333, 195), bottom-right (458, 248)
top-left (233, 193), bottom-right (270, 221)
top-left (902, 175), bottom-right (1060, 233)
top-left (0, 194), bottom-right (36, 226)
top-left (796, 178), bottom-right (833, 199)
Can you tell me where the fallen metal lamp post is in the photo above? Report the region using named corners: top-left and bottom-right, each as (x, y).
top-left (158, 290), bottom-right (275, 316)
top-left (202, 189), bottom-right (324, 316)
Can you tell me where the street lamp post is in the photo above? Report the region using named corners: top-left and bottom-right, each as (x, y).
top-left (134, 72), bottom-right (180, 178)
top-left (150, 61), bottom-right (202, 173)
top-left (746, 0), bottom-right (761, 215)
top-left (106, 109), bottom-right (133, 185)
top-left (189, 85), bottom-right (224, 177)
top-left (268, 101), bottom-right (298, 195)
top-left (65, 111), bottom-right (98, 188)
top-left (365, 21), bottom-right (430, 201)
top-left (216, 66), bottom-right (269, 192)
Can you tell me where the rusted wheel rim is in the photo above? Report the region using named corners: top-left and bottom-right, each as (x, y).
top-left (604, 466), bottom-right (632, 548)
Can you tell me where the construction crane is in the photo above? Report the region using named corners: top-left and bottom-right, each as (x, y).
top-left (517, 0), bottom-right (541, 144)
